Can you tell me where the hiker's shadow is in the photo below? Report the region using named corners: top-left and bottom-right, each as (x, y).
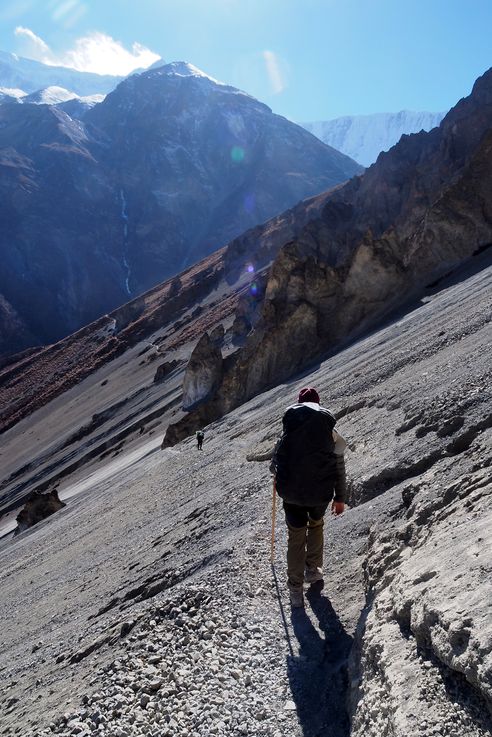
top-left (287, 583), bottom-right (353, 737)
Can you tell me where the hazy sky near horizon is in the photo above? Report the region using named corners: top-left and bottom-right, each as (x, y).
top-left (1, 0), bottom-right (491, 120)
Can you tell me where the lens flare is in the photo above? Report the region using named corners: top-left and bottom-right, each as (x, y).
top-left (250, 282), bottom-right (258, 295)
top-left (246, 264), bottom-right (255, 274)
top-left (231, 146), bottom-right (245, 163)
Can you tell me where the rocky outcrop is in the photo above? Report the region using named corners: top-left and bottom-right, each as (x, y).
top-left (182, 333), bottom-right (223, 411)
top-left (0, 61), bottom-right (361, 356)
top-left (153, 359), bottom-right (179, 383)
top-left (162, 67), bottom-right (492, 446)
top-left (14, 489), bottom-right (65, 534)
top-left (350, 459), bottom-right (492, 736)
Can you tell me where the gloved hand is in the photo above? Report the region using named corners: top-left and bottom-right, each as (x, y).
top-left (331, 500), bottom-right (345, 516)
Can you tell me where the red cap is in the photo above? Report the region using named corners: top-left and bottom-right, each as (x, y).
top-left (298, 387), bottom-right (320, 404)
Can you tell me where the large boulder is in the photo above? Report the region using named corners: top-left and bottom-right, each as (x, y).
top-left (182, 333), bottom-right (223, 411)
top-left (14, 489), bottom-right (65, 534)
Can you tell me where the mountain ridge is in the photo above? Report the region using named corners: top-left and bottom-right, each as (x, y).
top-left (161, 65), bottom-right (492, 443)
top-left (302, 109), bottom-right (446, 166)
top-left (0, 61), bottom-right (361, 357)
top-left (0, 66), bottom-right (491, 737)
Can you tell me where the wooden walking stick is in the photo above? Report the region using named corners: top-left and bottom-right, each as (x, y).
top-left (270, 476), bottom-right (277, 564)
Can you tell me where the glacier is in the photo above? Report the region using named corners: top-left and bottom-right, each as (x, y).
top-left (302, 110), bottom-right (446, 167)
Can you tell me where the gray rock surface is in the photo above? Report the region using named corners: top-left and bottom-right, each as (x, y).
top-left (182, 333), bottom-right (224, 410)
top-left (0, 252), bottom-right (490, 737)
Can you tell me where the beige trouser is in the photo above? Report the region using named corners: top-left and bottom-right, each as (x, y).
top-left (287, 515), bottom-right (324, 589)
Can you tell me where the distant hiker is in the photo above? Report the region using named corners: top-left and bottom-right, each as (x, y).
top-left (196, 429), bottom-right (205, 450)
top-left (270, 387), bottom-right (347, 608)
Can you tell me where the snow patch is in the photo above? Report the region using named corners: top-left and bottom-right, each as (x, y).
top-left (152, 61), bottom-right (225, 86)
top-left (0, 86), bottom-right (27, 100)
top-left (223, 110), bottom-right (246, 137)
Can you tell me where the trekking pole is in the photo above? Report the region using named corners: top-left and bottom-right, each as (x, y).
top-left (270, 477), bottom-right (277, 564)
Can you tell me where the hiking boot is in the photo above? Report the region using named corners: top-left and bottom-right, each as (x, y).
top-left (304, 566), bottom-right (323, 584)
top-left (288, 586), bottom-right (304, 608)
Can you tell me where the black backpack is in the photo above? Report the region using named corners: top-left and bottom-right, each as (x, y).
top-left (273, 403), bottom-right (338, 506)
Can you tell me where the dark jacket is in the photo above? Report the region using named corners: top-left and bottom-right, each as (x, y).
top-left (272, 402), bottom-right (347, 506)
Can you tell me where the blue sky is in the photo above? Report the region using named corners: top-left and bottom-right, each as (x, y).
top-left (1, 0), bottom-right (491, 120)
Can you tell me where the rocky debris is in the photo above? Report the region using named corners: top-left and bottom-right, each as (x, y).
top-left (34, 578), bottom-right (301, 737)
top-left (14, 489), bottom-right (65, 534)
top-left (153, 360), bottom-right (179, 383)
top-left (182, 333), bottom-right (223, 411)
top-left (0, 203), bottom-right (491, 737)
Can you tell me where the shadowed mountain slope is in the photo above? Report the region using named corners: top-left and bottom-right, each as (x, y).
top-left (0, 68), bottom-right (491, 448)
top-left (0, 61), bottom-right (361, 357)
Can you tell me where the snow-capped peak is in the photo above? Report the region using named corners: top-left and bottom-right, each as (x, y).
top-left (150, 61), bottom-right (225, 86)
top-left (23, 86), bottom-right (79, 105)
top-left (0, 86), bottom-right (27, 100)
top-left (302, 110), bottom-right (446, 167)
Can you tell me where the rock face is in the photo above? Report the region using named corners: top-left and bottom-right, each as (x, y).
top-left (15, 489), bottom-right (65, 534)
top-left (153, 359), bottom-right (179, 383)
top-left (162, 66), bottom-right (492, 445)
top-left (302, 109), bottom-right (446, 166)
top-left (182, 333), bottom-right (223, 411)
top-left (0, 61), bottom-right (361, 357)
top-left (350, 444), bottom-right (492, 736)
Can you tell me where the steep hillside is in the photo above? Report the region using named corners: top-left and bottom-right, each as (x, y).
top-left (159, 67), bottom-right (492, 445)
top-left (303, 110), bottom-right (445, 166)
top-left (0, 249), bottom-right (490, 737)
top-left (1, 66), bottom-right (491, 737)
top-left (1, 67), bottom-right (490, 458)
top-left (0, 61), bottom-right (361, 357)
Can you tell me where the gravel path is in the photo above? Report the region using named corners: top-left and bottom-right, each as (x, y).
top-left (1, 254), bottom-right (491, 737)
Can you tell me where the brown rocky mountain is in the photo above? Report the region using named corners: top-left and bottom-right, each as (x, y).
top-left (0, 61), bottom-right (361, 357)
top-left (163, 65), bottom-right (492, 444)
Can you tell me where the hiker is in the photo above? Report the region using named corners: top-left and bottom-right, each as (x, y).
top-left (270, 387), bottom-right (347, 608)
top-left (196, 429), bottom-right (205, 450)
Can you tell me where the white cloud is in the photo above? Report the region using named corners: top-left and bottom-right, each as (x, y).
top-left (15, 26), bottom-right (52, 58)
top-left (262, 50), bottom-right (286, 95)
top-left (14, 26), bottom-right (160, 76)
